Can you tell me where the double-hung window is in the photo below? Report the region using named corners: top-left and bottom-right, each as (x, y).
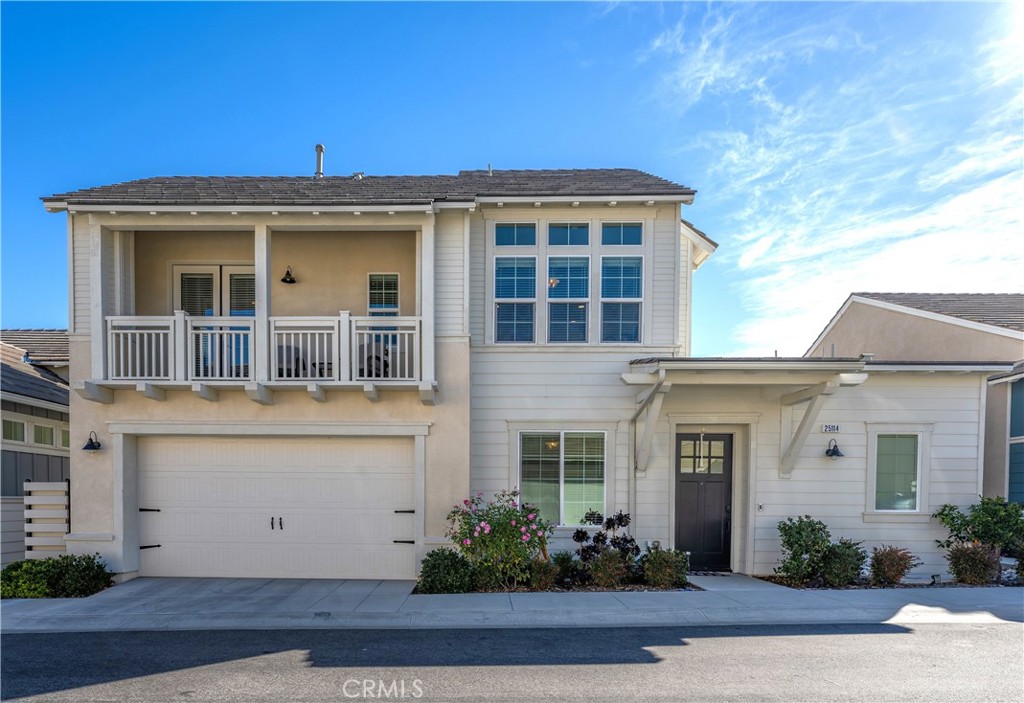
top-left (520, 431), bottom-right (605, 526)
top-left (495, 257), bottom-right (536, 343)
top-left (368, 274), bottom-right (400, 317)
top-left (547, 257), bottom-right (589, 343)
top-left (601, 256), bottom-right (643, 342)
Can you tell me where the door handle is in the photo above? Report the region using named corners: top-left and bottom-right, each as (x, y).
top-left (271, 516), bottom-right (275, 530)
top-left (278, 517), bottom-right (283, 531)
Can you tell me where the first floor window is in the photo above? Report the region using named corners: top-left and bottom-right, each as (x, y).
top-left (875, 434), bottom-right (919, 511)
top-left (33, 425), bottom-right (54, 446)
top-left (60, 429), bottom-right (70, 449)
top-left (520, 431), bottom-right (605, 526)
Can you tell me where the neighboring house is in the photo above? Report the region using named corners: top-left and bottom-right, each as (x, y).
top-left (806, 293), bottom-right (1024, 499)
top-left (41, 162), bottom-right (1011, 580)
top-left (0, 337), bottom-right (71, 566)
top-left (1, 329), bottom-right (71, 382)
top-left (989, 362), bottom-right (1024, 504)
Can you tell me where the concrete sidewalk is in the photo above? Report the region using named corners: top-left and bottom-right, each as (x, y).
top-left (2, 573), bottom-right (1021, 633)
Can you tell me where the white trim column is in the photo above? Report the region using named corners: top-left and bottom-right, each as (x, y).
top-left (254, 224), bottom-right (271, 383)
top-left (88, 218), bottom-right (108, 380)
top-left (420, 215), bottom-right (436, 386)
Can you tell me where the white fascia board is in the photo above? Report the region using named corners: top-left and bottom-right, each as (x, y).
top-left (989, 371), bottom-right (1024, 386)
top-left (851, 296), bottom-right (1024, 341)
top-left (106, 420), bottom-right (432, 436)
top-left (61, 204), bottom-right (435, 214)
top-left (680, 222), bottom-right (717, 269)
top-left (653, 360), bottom-right (866, 373)
top-left (0, 391), bottom-right (70, 413)
top-left (475, 195), bottom-right (692, 205)
top-left (866, 363), bottom-right (1015, 373)
top-left (431, 201), bottom-right (477, 210)
top-left (44, 202), bottom-right (68, 213)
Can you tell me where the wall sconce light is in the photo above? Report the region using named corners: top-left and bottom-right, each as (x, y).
top-left (825, 439), bottom-right (844, 460)
top-left (82, 431), bottom-right (102, 453)
top-left (281, 266), bottom-right (297, 284)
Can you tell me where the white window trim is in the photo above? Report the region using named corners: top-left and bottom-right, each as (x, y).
top-left (493, 256), bottom-right (537, 344)
top-left (1, 411), bottom-right (71, 454)
top-left (171, 264), bottom-right (255, 316)
top-left (513, 427), bottom-right (610, 528)
top-left (599, 254), bottom-right (645, 345)
top-left (546, 255), bottom-right (590, 344)
top-left (864, 423), bottom-right (932, 518)
top-left (600, 221), bottom-right (645, 247)
top-left (367, 272), bottom-right (401, 315)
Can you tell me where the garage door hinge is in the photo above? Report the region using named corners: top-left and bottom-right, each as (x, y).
top-left (394, 509), bottom-right (415, 514)
top-left (139, 508), bottom-right (161, 512)
top-left (140, 544), bottom-right (161, 550)
top-left (392, 540), bottom-right (414, 544)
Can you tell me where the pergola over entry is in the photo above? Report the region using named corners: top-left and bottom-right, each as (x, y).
top-left (622, 357), bottom-right (870, 477)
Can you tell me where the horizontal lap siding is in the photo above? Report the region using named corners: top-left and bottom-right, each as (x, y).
top-left (468, 212), bottom-right (485, 341)
top-left (72, 217), bottom-right (90, 334)
top-left (651, 215), bottom-right (678, 347)
top-left (435, 213), bottom-right (466, 337)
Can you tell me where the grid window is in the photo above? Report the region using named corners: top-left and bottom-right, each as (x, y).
top-left (547, 258), bottom-right (589, 299)
top-left (549, 303), bottom-right (588, 343)
top-left (602, 302), bottom-right (641, 343)
top-left (602, 222), bottom-right (643, 246)
top-left (520, 431), bottom-right (605, 526)
top-left (601, 257), bottom-right (642, 343)
top-left (495, 257), bottom-right (536, 343)
top-left (548, 223), bottom-right (589, 246)
top-left (368, 274), bottom-right (399, 313)
top-left (2, 420), bottom-right (25, 443)
top-left (495, 223), bottom-right (536, 246)
top-left (875, 434), bottom-right (919, 511)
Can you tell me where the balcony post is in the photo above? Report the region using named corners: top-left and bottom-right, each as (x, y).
top-left (338, 311), bottom-right (351, 382)
top-left (254, 224), bottom-right (271, 383)
top-left (173, 310), bottom-right (188, 381)
top-left (89, 219), bottom-right (108, 381)
top-left (420, 215), bottom-right (435, 385)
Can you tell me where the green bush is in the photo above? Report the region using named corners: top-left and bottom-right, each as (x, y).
top-left (588, 549), bottom-right (628, 589)
top-left (641, 547), bottom-right (689, 588)
top-left (528, 559), bottom-right (559, 591)
top-left (1, 554), bottom-right (113, 599)
top-left (417, 548), bottom-right (473, 594)
top-left (447, 489), bottom-right (551, 590)
top-left (934, 497), bottom-right (1024, 584)
top-left (551, 550), bottom-right (581, 587)
top-left (1016, 554), bottom-right (1024, 583)
top-left (822, 538), bottom-right (867, 588)
top-left (946, 542), bottom-right (1000, 585)
top-left (774, 516), bottom-right (832, 585)
top-left (869, 545), bottom-right (922, 586)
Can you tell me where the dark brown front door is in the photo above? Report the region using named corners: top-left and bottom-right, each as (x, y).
top-left (675, 433), bottom-right (732, 571)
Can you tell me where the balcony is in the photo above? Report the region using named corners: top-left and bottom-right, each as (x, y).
top-left (94, 312), bottom-right (430, 403)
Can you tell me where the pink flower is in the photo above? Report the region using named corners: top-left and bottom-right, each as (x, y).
top-left (537, 530), bottom-right (544, 537)
top-left (463, 539), bottom-right (472, 546)
top-left (530, 524), bottom-right (537, 530)
top-left (484, 526), bottom-right (491, 534)
top-left (521, 534), bottom-right (530, 541)
top-left (527, 514), bottom-right (536, 521)
top-left (463, 499), bottom-right (470, 506)
top-left (520, 526), bottom-right (527, 533)
top-left (512, 501), bottom-right (518, 508)
top-left (510, 520), bottom-right (516, 526)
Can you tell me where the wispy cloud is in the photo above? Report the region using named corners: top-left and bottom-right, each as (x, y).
top-left (645, 3), bottom-right (1023, 355)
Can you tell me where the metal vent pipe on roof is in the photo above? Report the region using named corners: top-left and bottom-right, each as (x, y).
top-left (314, 144), bottom-right (325, 178)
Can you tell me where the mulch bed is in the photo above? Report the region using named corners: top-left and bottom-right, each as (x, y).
top-left (755, 574), bottom-right (1023, 590)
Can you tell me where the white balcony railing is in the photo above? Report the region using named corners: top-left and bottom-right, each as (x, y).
top-left (104, 313), bottom-right (422, 385)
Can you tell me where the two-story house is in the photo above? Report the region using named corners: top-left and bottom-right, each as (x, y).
top-left (42, 158), bottom-right (1010, 581)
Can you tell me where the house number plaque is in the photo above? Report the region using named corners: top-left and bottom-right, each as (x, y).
top-left (822, 424), bottom-right (841, 433)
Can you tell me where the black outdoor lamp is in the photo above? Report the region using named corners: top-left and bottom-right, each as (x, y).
top-left (82, 431), bottom-right (102, 453)
top-left (281, 266), bottom-right (297, 284)
top-left (825, 439), bottom-right (844, 460)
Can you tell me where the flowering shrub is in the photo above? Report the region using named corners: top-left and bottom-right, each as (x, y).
top-left (869, 545), bottom-right (921, 586)
top-left (446, 489), bottom-right (551, 589)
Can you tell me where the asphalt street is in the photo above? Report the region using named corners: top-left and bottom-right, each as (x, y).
top-left (3, 624), bottom-right (1022, 702)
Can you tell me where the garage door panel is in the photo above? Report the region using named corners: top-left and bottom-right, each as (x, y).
top-left (137, 436), bottom-right (416, 579)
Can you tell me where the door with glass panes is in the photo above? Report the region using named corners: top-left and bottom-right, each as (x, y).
top-left (675, 433), bottom-right (733, 571)
top-left (173, 266), bottom-right (255, 377)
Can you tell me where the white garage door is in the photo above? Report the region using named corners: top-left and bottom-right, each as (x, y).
top-left (137, 436), bottom-right (416, 579)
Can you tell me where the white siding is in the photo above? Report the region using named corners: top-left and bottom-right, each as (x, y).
top-left (435, 212), bottom-right (466, 337)
top-left (468, 211), bottom-right (486, 341)
top-left (72, 216), bottom-right (91, 334)
top-left (650, 211), bottom-right (680, 346)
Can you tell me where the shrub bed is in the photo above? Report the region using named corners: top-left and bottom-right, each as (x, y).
top-left (869, 545), bottom-right (921, 586)
top-left (1, 554), bottom-right (113, 599)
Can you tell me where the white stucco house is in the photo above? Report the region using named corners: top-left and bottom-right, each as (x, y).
top-left (41, 157), bottom-right (1011, 580)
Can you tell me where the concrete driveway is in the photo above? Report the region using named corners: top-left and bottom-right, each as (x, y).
top-left (2, 574), bottom-right (1022, 633)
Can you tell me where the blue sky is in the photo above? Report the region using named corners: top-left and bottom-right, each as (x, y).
top-left (2, 2), bottom-right (1021, 355)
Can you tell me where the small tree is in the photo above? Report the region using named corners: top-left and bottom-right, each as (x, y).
top-left (934, 497), bottom-right (1024, 584)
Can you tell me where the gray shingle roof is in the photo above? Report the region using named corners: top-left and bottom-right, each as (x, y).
top-left (855, 293), bottom-right (1024, 332)
top-left (0, 330), bottom-right (69, 364)
top-left (42, 169), bottom-right (695, 206)
top-left (0, 343), bottom-right (69, 406)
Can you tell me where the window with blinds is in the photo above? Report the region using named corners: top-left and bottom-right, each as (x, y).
top-left (179, 273), bottom-right (215, 316)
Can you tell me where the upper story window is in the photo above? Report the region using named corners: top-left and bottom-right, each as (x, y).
top-left (3, 419), bottom-right (25, 443)
top-left (495, 257), bottom-right (536, 343)
top-left (368, 274), bottom-right (400, 316)
top-left (601, 256), bottom-right (643, 343)
top-left (496, 223), bottom-right (536, 247)
top-left (33, 425), bottom-right (54, 446)
top-left (547, 257), bottom-right (589, 343)
top-left (548, 223), bottom-right (589, 246)
top-left (602, 222), bottom-right (643, 246)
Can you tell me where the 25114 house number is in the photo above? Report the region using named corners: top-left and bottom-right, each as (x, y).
top-left (822, 424), bottom-right (841, 433)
